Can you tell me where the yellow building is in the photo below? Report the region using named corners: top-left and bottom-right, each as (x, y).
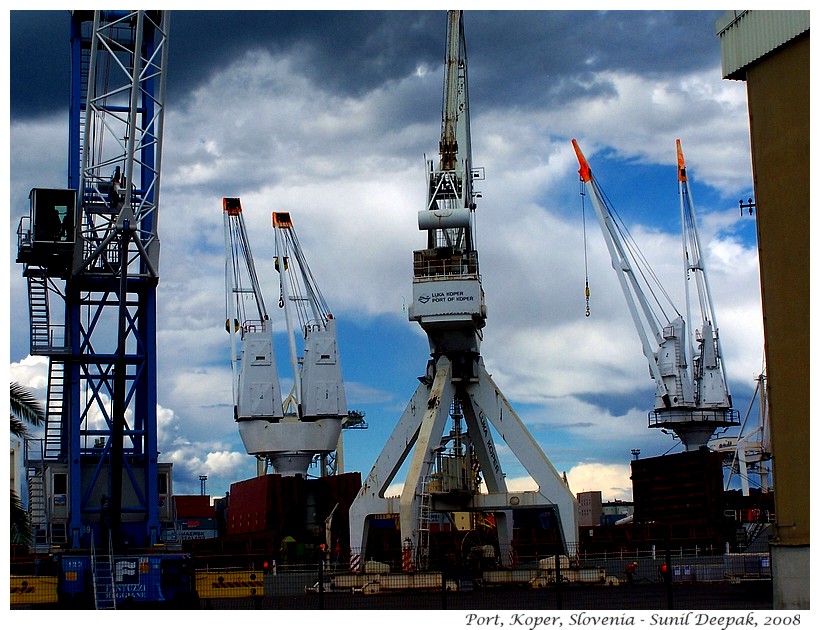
top-left (716, 10), bottom-right (810, 609)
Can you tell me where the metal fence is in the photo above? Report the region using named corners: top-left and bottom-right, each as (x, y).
top-left (11, 549), bottom-right (773, 610)
top-left (196, 549), bottom-right (773, 610)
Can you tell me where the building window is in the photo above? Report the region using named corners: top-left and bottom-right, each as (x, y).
top-left (53, 472), bottom-right (67, 494)
top-left (158, 473), bottom-right (168, 495)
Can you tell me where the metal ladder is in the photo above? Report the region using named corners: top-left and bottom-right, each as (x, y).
top-left (92, 534), bottom-right (117, 610)
top-left (417, 475), bottom-right (433, 571)
top-left (25, 439), bottom-right (68, 549)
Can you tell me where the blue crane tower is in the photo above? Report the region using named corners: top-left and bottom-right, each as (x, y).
top-left (16, 10), bottom-right (171, 552)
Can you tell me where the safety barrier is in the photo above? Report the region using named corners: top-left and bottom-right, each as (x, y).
top-left (10, 576), bottom-right (59, 606)
top-left (195, 570), bottom-right (265, 599)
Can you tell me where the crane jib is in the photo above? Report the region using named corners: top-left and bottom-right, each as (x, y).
top-left (571, 138), bottom-right (738, 451)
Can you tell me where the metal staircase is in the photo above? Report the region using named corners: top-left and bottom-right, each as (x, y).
top-left (92, 534), bottom-right (117, 610)
top-left (25, 439), bottom-right (50, 552)
top-left (744, 521), bottom-right (772, 551)
top-left (44, 359), bottom-right (66, 460)
top-left (27, 271), bottom-right (51, 353)
top-left (26, 270), bottom-right (68, 355)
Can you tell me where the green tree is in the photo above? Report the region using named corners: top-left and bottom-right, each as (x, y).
top-left (10, 381), bottom-right (45, 544)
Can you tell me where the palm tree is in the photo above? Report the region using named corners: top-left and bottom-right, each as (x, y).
top-left (10, 381), bottom-right (45, 544)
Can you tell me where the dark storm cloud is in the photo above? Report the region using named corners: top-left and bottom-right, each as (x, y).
top-left (167, 11), bottom-right (442, 109)
top-left (9, 10), bottom-right (443, 120)
top-left (10, 11), bottom-right (72, 118)
top-left (577, 391), bottom-right (653, 418)
top-left (464, 10), bottom-right (725, 108)
top-left (11, 10), bottom-right (725, 120)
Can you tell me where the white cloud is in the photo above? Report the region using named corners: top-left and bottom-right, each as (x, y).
top-left (566, 462), bottom-right (633, 502)
top-left (477, 462), bottom-right (632, 502)
top-left (163, 441), bottom-right (255, 498)
top-left (9, 355), bottom-right (49, 393)
top-left (203, 450), bottom-right (249, 476)
top-left (545, 68), bottom-right (752, 194)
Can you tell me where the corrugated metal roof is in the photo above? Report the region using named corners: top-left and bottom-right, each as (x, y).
top-left (716, 10), bottom-right (810, 80)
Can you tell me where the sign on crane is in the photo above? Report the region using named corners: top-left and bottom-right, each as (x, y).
top-left (572, 139), bottom-right (740, 450)
top-left (348, 11), bottom-right (578, 574)
top-left (223, 199), bottom-right (347, 478)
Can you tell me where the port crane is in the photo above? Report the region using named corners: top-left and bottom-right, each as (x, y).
top-left (16, 11), bottom-right (171, 551)
top-left (349, 11), bottom-right (578, 573)
top-left (223, 200), bottom-right (349, 478)
top-left (709, 371), bottom-right (772, 495)
top-left (572, 139), bottom-right (739, 450)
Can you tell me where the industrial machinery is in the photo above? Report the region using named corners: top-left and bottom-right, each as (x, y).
top-left (13, 10), bottom-right (197, 608)
top-left (16, 10), bottom-right (172, 552)
top-left (709, 371), bottom-right (772, 495)
top-left (572, 139), bottom-right (740, 450)
top-left (348, 10), bottom-right (578, 573)
top-left (223, 199), bottom-right (350, 478)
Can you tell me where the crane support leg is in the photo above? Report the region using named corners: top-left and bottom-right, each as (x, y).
top-left (347, 376), bottom-right (433, 571)
top-left (349, 355), bottom-right (579, 572)
top-left (398, 359), bottom-right (455, 567)
top-left (466, 364), bottom-right (579, 551)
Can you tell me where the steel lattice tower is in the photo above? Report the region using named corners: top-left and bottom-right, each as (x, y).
top-left (17, 10), bottom-right (170, 550)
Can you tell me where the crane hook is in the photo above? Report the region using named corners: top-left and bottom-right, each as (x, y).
top-left (585, 281), bottom-right (591, 317)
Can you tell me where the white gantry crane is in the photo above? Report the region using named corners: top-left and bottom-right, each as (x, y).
top-left (348, 11), bottom-right (578, 573)
top-left (223, 198), bottom-right (346, 477)
top-left (572, 139), bottom-right (739, 451)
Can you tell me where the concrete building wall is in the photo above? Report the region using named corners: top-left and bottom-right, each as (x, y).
top-left (717, 11), bottom-right (809, 609)
top-left (745, 31), bottom-right (810, 551)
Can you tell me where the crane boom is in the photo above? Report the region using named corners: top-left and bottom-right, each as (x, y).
top-left (223, 198), bottom-right (283, 425)
top-left (222, 199), bottom-right (345, 478)
top-left (573, 140), bottom-right (683, 408)
top-left (272, 211), bottom-right (347, 423)
top-left (572, 139), bottom-right (739, 450)
top-left (438, 11), bottom-right (472, 185)
top-left (676, 139), bottom-right (732, 410)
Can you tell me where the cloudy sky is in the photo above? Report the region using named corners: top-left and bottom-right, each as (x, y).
top-left (7, 9), bottom-right (765, 502)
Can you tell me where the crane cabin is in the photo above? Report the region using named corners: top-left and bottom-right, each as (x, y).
top-left (17, 188), bottom-right (78, 274)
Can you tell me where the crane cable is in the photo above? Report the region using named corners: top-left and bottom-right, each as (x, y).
top-left (580, 179), bottom-right (591, 317)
